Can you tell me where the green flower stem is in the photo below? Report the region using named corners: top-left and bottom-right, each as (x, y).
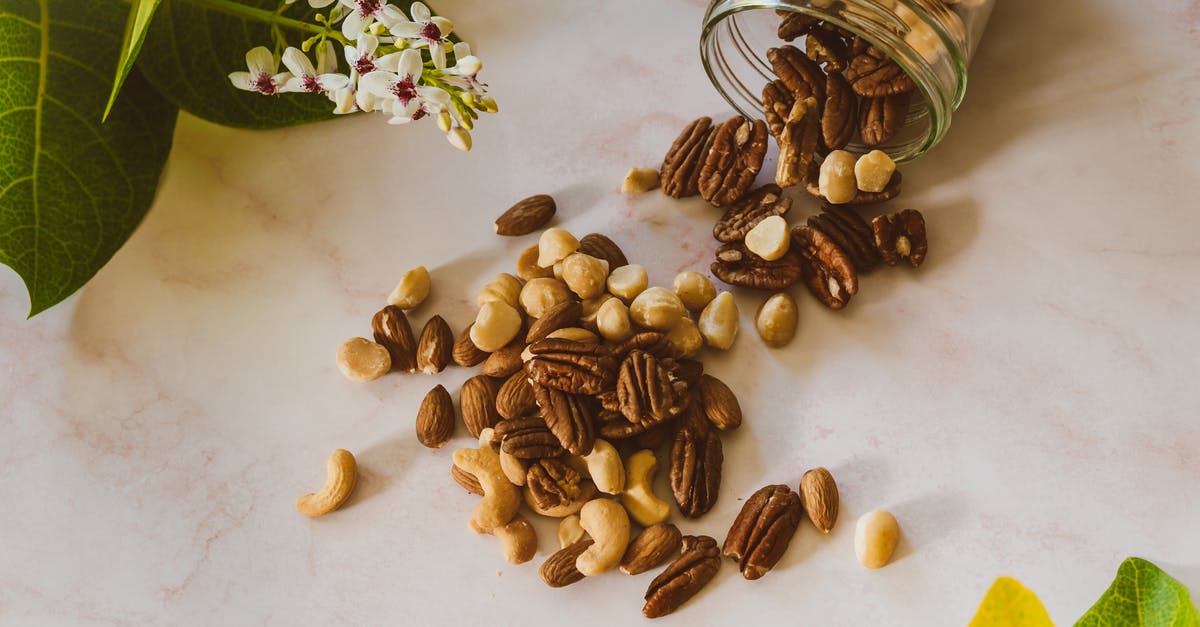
top-left (177, 0), bottom-right (347, 44)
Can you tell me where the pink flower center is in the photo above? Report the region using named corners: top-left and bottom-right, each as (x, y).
top-left (254, 73), bottom-right (277, 95)
top-left (391, 76), bottom-right (417, 105)
top-left (354, 56), bottom-right (375, 75)
top-left (420, 22), bottom-right (442, 42)
top-left (302, 76), bottom-right (321, 93)
top-left (357, 0), bottom-right (381, 17)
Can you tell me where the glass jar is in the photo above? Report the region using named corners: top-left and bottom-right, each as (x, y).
top-left (701, 0), bottom-right (994, 162)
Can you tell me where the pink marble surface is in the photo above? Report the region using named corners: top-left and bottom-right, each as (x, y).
top-left (1, 0), bottom-right (1198, 624)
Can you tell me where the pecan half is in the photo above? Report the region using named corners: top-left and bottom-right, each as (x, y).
top-left (621, 523), bottom-right (683, 575)
top-left (460, 374), bottom-right (501, 438)
top-left (669, 409), bottom-right (723, 518)
top-left (806, 26), bottom-right (849, 71)
top-left (495, 415), bottom-right (565, 459)
top-left (643, 535), bottom-right (722, 618)
top-left (577, 233), bottom-right (629, 270)
top-left (821, 71), bottom-right (857, 151)
top-left (698, 117), bottom-right (769, 207)
top-left (526, 300), bottom-right (583, 343)
top-left (611, 331), bottom-right (669, 359)
top-left (775, 96), bottom-right (820, 189)
top-left (661, 117), bottom-right (715, 198)
top-left (663, 357), bottom-right (704, 389)
top-left (713, 184), bottom-right (791, 243)
top-left (762, 80), bottom-right (802, 141)
top-left (540, 539), bottom-right (594, 588)
top-left (845, 52), bottom-right (915, 97)
top-left (524, 339), bottom-right (617, 395)
top-left (617, 350), bottom-right (686, 427)
top-left (532, 383), bottom-right (597, 456)
top-left (872, 209), bottom-right (927, 267)
top-left (808, 204), bottom-right (881, 272)
top-left (371, 305), bottom-right (417, 373)
top-left (630, 420), bottom-right (680, 451)
top-left (496, 371), bottom-right (538, 420)
top-left (597, 408), bottom-right (657, 440)
top-left (776, 9), bottom-right (818, 41)
top-left (711, 241), bottom-right (805, 290)
top-left (767, 46), bottom-right (826, 104)
top-left (793, 226), bottom-right (858, 310)
top-left (722, 484), bottom-right (804, 580)
top-left (526, 458), bottom-right (586, 511)
top-left (859, 92), bottom-right (911, 147)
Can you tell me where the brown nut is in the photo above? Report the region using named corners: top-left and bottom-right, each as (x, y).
top-left (711, 241), bottom-right (805, 291)
top-left (416, 384), bottom-right (455, 448)
top-left (452, 323), bottom-right (490, 367)
top-left (669, 410), bottom-right (723, 519)
top-left (495, 194), bottom-right (556, 236)
top-left (767, 45), bottom-right (826, 104)
top-left (793, 226), bottom-right (858, 310)
top-left (799, 467), bottom-right (840, 534)
top-left (496, 371), bottom-right (537, 420)
top-left (540, 538), bottom-right (594, 587)
top-left (416, 315), bottom-right (454, 374)
top-left (371, 305), bottom-right (417, 373)
top-left (526, 300), bottom-right (583, 344)
top-left (713, 184), bottom-right (792, 244)
top-left (642, 535), bottom-right (721, 618)
top-left (697, 374), bottom-right (742, 431)
top-left (460, 374), bottom-right (501, 439)
top-left (577, 233), bottom-right (629, 272)
top-left (698, 116), bottom-right (769, 207)
top-left (821, 71), bottom-right (857, 151)
top-left (660, 116), bottom-right (715, 199)
top-left (722, 484), bottom-right (804, 579)
top-left (859, 92), bottom-right (911, 147)
top-left (620, 523), bottom-right (682, 575)
top-left (846, 52), bottom-right (915, 97)
top-left (872, 209), bottom-right (928, 268)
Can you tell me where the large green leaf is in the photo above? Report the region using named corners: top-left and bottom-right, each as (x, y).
top-left (104, 0), bottom-right (163, 121)
top-left (1076, 558), bottom-right (1200, 627)
top-left (0, 0), bottom-right (178, 316)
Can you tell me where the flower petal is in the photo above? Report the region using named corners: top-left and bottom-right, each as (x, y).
top-left (356, 88), bottom-right (378, 112)
top-left (455, 55), bottom-right (481, 76)
top-left (378, 5), bottom-right (406, 28)
top-left (308, 0), bottom-right (337, 7)
top-left (429, 44), bottom-right (446, 70)
top-left (342, 12), bottom-right (369, 40)
top-left (359, 71), bottom-right (397, 98)
top-left (409, 1), bottom-right (431, 21)
top-left (331, 87), bottom-right (358, 114)
top-left (431, 16), bottom-right (453, 36)
top-left (452, 42), bottom-right (471, 60)
top-left (281, 47), bottom-right (316, 78)
top-left (245, 46), bottom-right (276, 75)
top-left (271, 71), bottom-right (294, 88)
top-left (281, 76), bottom-right (307, 93)
top-left (228, 72), bottom-right (256, 92)
top-left (398, 48), bottom-right (422, 79)
top-left (358, 33), bottom-right (379, 56)
top-left (374, 51), bottom-right (402, 73)
top-left (316, 73), bottom-right (350, 91)
top-left (388, 21), bottom-right (422, 38)
top-left (315, 40), bottom-right (338, 75)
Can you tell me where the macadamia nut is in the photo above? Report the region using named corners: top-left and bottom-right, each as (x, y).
top-left (538, 227), bottom-right (580, 268)
top-left (855, 509), bottom-right (900, 569)
top-left (673, 271), bottom-right (717, 312)
top-left (819, 150), bottom-right (858, 205)
top-left (387, 266), bottom-right (431, 309)
top-left (470, 301), bottom-right (523, 352)
top-left (517, 244), bottom-right (553, 281)
top-left (336, 338), bottom-right (392, 381)
top-left (755, 292), bottom-right (799, 347)
top-left (607, 265), bottom-right (648, 302)
top-left (519, 278), bottom-right (573, 319)
top-left (596, 297), bottom-right (634, 342)
top-left (561, 253), bottom-right (610, 299)
top-left (854, 150), bottom-right (896, 193)
top-left (477, 273), bottom-right (523, 308)
top-left (698, 292), bottom-right (739, 350)
top-left (629, 287), bottom-right (687, 331)
top-left (665, 317), bottom-right (703, 359)
top-left (744, 215), bottom-right (791, 261)
top-left (622, 167), bottom-right (660, 194)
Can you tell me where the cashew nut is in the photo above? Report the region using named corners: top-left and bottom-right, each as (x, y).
top-left (452, 444), bottom-right (521, 531)
top-left (575, 498), bottom-right (631, 576)
top-left (582, 439), bottom-right (625, 495)
top-left (500, 450), bottom-right (528, 486)
top-left (296, 449), bottom-right (358, 517)
top-left (472, 514), bottom-right (538, 565)
top-left (619, 450), bottom-right (671, 527)
top-left (558, 514), bottom-right (587, 549)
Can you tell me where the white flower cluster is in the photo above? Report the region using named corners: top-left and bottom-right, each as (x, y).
top-left (229, 0), bottom-right (494, 151)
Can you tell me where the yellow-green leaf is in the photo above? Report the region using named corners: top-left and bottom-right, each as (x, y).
top-left (103, 0), bottom-right (162, 121)
top-left (1075, 558), bottom-right (1200, 627)
top-left (970, 577), bottom-right (1055, 627)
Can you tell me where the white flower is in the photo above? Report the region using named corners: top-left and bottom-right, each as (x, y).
top-left (360, 48), bottom-right (450, 124)
top-left (338, 0), bottom-right (406, 41)
top-left (343, 34), bottom-right (401, 77)
top-left (388, 1), bottom-right (453, 69)
top-left (285, 0), bottom-right (337, 6)
top-left (228, 47), bottom-right (293, 95)
top-left (330, 85), bottom-right (358, 114)
top-left (281, 42), bottom-right (349, 94)
top-left (445, 42), bottom-right (481, 77)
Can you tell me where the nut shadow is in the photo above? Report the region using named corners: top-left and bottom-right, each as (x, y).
top-left (340, 433), bottom-right (424, 511)
top-left (887, 488), bottom-right (972, 565)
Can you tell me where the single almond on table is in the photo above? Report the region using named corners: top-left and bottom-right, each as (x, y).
top-left (495, 194), bottom-right (556, 236)
top-left (416, 384), bottom-right (455, 448)
top-left (416, 314), bottom-right (454, 374)
top-left (799, 467), bottom-right (839, 533)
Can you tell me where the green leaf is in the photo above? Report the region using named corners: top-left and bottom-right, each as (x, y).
top-left (0, 0), bottom-right (178, 316)
top-left (970, 577), bottom-right (1055, 627)
top-left (1075, 558), bottom-right (1200, 627)
top-left (103, 0), bottom-right (162, 121)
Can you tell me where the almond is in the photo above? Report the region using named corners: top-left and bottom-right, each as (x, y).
top-left (539, 539), bottom-right (594, 588)
top-left (460, 374), bottom-right (501, 438)
top-left (799, 467), bottom-right (839, 533)
top-left (496, 371), bottom-right (537, 420)
top-left (620, 523), bottom-right (682, 575)
top-left (416, 315), bottom-right (453, 374)
top-left (578, 233), bottom-right (629, 270)
top-left (525, 300), bottom-right (583, 343)
top-left (416, 384), bottom-right (455, 448)
top-left (450, 463), bottom-right (483, 495)
top-left (452, 323), bottom-right (490, 367)
top-left (495, 194), bottom-right (556, 236)
top-left (697, 374), bottom-right (742, 430)
top-left (481, 339), bottom-right (526, 378)
top-left (371, 305), bottom-right (417, 373)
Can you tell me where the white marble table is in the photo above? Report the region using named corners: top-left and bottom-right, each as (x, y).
top-left (2, 0), bottom-right (1198, 624)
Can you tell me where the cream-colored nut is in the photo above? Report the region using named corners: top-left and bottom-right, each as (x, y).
top-left (547, 327), bottom-right (600, 343)
top-left (561, 253), bottom-right (610, 299)
top-left (453, 445), bottom-right (522, 532)
top-left (517, 244), bottom-right (553, 281)
top-left (596, 297), bottom-right (634, 343)
top-left (673, 271), bottom-right (717, 312)
top-left (295, 449), bottom-right (357, 517)
top-left (664, 317), bottom-right (703, 359)
top-left (854, 150), bottom-right (897, 193)
top-left (744, 215), bottom-right (791, 261)
top-left (477, 273), bottom-right (523, 309)
top-left (387, 265), bottom-right (431, 309)
top-left (619, 450), bottom-right (670, 527)
top-left (819, 150), bottom-right (858, 205)
top-left (629, 287), bottom-right (687, 331)
top-left (552, 261), bottom-right (564, 281)
top-left (622, 167), bottom-right (660, 194)
top-left (499, 450), bottom-right (528, 486)
top-left (472, 514), bottom-right (538, 565)
top-left (519, 277), bottom-right (573, 319)
top-left (580, 294), bottom-right (615, 331)
top-left (755, 292), bottom-right (799, 347)
top-left (607, 264), bottom-right (648, 302)
top-left (564, 454), bottom-right (590, 478)
top-left (575, 498), bottom-right (631, 577)
top-left (336, 338), bottom-right (391, 382)
top-left (470, 301), bottom-right (522, 352)
top-left (558, 514), bottom-right (587, 549)
top-left (538, 227), bottom-right (580, 268)
top-left (698, 292), bottom-right (739, 350)
top-left (478, 428), bottom-right (496, 449)
top-left (520, 344), bottom-right (534, 362)
top-left (581, 439), bottom-right (625, 495)
top-left (855, 509), bottom-right (901, 569)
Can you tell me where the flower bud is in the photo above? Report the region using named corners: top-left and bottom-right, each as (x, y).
top-left (437, 111), bottom-right (452, 132)
top-left (457, 55), bottom-right (482, 76)
top-left (447, 127), bottom-right (472, 152)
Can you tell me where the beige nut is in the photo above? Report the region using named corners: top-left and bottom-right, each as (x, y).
top-left (581, 439), bottom-right (625, 495)
top-left (854, 150), bottom-right (897, 193)
top-left (607, 264), bottom-right (649, 302)
top-left (477, 427), bottom-right (497, 449)
top-left (744, 215), bottom-right (791, 261)
top-left (563, 454), bottom-right (591, 478)
top-left (558, 514), bottom-right (587, 549)
top-left (387, 265), bottom-right (431, 309)
top-left (622, 167), bottom-right (661, 194)
top-left (819, 150), bottom-right (858, 205)
top-left (336, 337), bottom-right (391, 382)
top-left (855, 509), bottom-right (901, 569)
top-left (755, 292), bottom-right (799, 347)
top-left (519, 277), bottom-right (573, 319)
top-left (580, 294), bottom-right (616, 331)
top-left (452, 445), bottom-right (522, 532)
top-left (596, 297), bottom-right (634, 343)
top-left (470, 301), bottom-right (523, 353)
top-left (561, 253), bottom-right (610, 299)
top-left (576, 498), bottom-right (631, 577)
top-left (552, 261), bottom-right (565, 281)
top-left (295, 449), bottom-right (357, 517)
top-left (477, 273), bottom-right (523, 309)
top-left (619, 449), bottom-right (670, 527)
top-left (538, 227), bottom-right (580, 268)
top-left (698, 292), bottom-right (739, 350)
top-left (517, 244), bottom-right (554, 281)
top-left (499, 450), bottom-right (528, 486)
top-left (546, 327), bottom-right (600, 343)
top-left (630, 287), bottom-right (687, 331)
top-left (471, 514), bottom-right (539, 565)
top-left (673, 271), bottom-right (717, 312)
top-left (664, 317), bottom-right (703, 359)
